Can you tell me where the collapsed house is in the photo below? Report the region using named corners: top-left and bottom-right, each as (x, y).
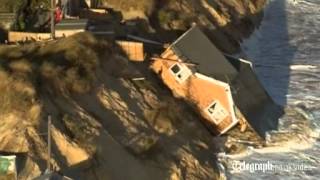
top-left (151, 26), bottom-right (284, 138)
top-left (152, 53), bottom-right (239, 135)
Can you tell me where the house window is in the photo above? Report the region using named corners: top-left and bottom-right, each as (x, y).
top-left (171, 64), bottom-right (181, 74)
top-left (169, 63), bottom-right (192, 83)
top-left (206, 100), bottom-right (229, 124)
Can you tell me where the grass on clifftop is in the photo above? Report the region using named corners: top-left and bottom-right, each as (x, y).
top-left (101, 0), bottom-right (156, 15)
top-left (0, 33), bottom-right (124, 115)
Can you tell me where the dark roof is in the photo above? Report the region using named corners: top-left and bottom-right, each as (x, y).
top-left (227, 58), bottom-right (283, 138)
top-left (171, 26), bottom-right (238, 82)
top-left (171, 26), bottom-right (283, 138)
top-left (56, 19), bottom-right (88, 30)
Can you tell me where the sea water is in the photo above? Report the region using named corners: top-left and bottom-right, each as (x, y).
top-left (219, 0), bottom-right (320, 179)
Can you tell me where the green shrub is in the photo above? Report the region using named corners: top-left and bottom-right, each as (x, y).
top-left (100, 0), bottom-right (156, 15)
top-left (0, 70), bottom-right (34, 115)
top-left (158, 9), bottom-right (177, 26)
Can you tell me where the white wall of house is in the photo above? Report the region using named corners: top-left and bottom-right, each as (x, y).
top-left (169, 63), bottom-right (193, 84)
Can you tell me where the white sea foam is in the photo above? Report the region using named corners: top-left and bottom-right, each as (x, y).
top-left (289, 64), bottom-right (318, 70)
top-left (221, 0), bottom-right (320, 179)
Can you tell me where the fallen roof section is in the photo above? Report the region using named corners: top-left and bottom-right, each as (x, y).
top-left (225, 55), bottom-right (284, 138)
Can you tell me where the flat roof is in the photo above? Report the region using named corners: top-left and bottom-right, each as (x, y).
top-left (56, 19), bottom-right (89, 30)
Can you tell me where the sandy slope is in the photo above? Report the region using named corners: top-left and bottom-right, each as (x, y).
top-left (0, 33), bottom-right (224, 179)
